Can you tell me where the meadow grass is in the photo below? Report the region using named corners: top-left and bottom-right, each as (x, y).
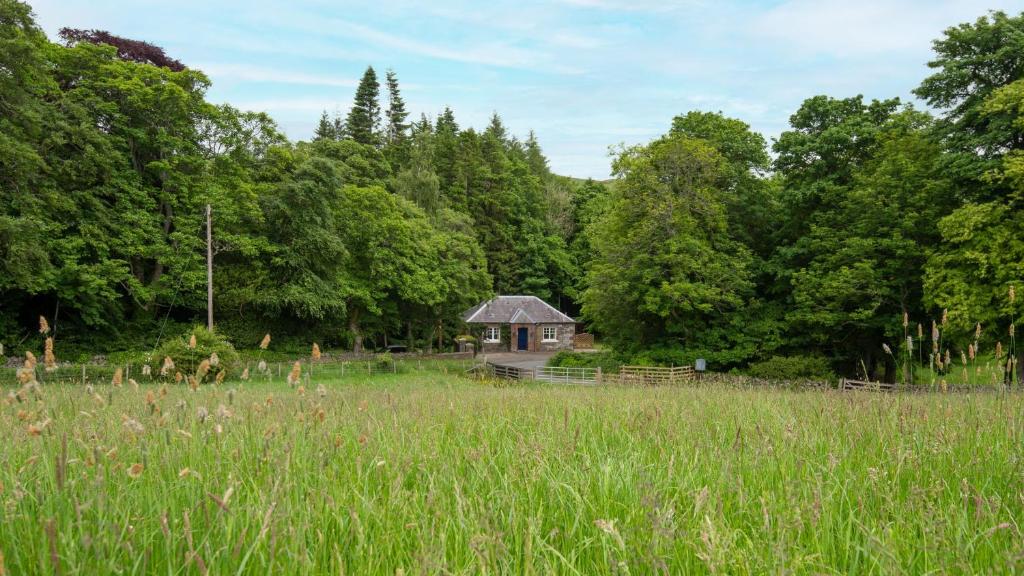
top-left (1, 369), bottom-right (1023, 574)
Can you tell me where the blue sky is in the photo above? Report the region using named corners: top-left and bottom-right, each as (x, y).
top-left (29, 0), bottom-right (1023, 178)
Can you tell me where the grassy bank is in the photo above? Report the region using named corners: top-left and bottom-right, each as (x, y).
top-left (2, 373), bottom-right (1022, 573)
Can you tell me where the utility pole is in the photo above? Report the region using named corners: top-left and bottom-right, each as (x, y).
top-left (206, 204), bottom-right (214, 331)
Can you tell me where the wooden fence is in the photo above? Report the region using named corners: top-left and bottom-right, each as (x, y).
top-left (487, 363), bottom-right (533, 380)
top-left (841, 379), bottom-right (896, 392)
top-left (574, 333), bottom-right (595, 350)
top-left (617, 365), bottom-right (695, 386)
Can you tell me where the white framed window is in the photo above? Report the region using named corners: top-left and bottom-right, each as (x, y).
top-left (484, 327), bottom-right (501, 342)
top-left (542, 326), bottom-right (558, 342)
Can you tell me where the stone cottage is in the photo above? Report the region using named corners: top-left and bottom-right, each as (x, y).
top-left (462, 295), bottom-right (576, 352)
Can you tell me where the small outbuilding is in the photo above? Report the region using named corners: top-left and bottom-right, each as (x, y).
top-left (462, 295), bottom-right (576, 353)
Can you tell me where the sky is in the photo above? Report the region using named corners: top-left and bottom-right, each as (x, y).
top-left (28, 0), bottom-right (1024, 179)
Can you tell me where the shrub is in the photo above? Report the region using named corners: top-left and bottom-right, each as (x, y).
top-left (548, 351), bottom-right (626, 373)
top-left (747, 355), bottom-right (835, 381)
top-left (153, 326), bottom-right (239, 380)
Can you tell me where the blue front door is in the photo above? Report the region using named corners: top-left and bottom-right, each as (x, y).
top-left (517, 327), bottom-right (529, 351)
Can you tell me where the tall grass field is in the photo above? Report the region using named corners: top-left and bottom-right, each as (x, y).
top-left (2, 368), bottom-right (1022, 574)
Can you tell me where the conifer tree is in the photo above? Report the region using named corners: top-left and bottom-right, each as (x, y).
top-left (345, 66), bottom-right (381, 146)
top-left (385, 69), bottom-right (409, 144)
top-left (313, 110), bottom-right (336, 141)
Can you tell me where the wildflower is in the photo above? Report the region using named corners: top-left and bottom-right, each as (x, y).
top-left (127, 463), bottom-right (144, 478)
top-left (961, 350), bottom-right (968, 365)
top-left (188, 334), bottom-right (197, 349)
top-left (259, 333), bottom-right (271, 350)
top-left (882, 343), bottom-right (892, 355)
top-left (24, 351), bottom-right (37, 370)
top-left (903, 312), bottom-right (909, 328)
top-left (179, 468), bottom-right (191, 478)
top-left (312, 343), bottom-right (321, 361)
top-left (996, 341), bottom-right (1003, 359)
top-left (931, 321), bottom-right (939, 342)
top-left (141, 364), bottom-right (152, 377)
top-left (197, 406), bottom-right (209, 422)
top-left (944, 349), bottom-right (951, 366)
top-left (39, 316), bottom-right (49, 334)
top-left (941, 309), bottom-right (948, 327)
top-left (906, 336), bottom-right (913, 352)
top-left (969, 343), bottom-right (976, 360)
top-left (917, 323), bottom-right (923, 339)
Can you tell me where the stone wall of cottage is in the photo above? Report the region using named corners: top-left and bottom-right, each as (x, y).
top-left (538, 323), bottom-right (575, 352)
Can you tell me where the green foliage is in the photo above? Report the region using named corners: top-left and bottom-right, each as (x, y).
top-left (547, 350), bottom-right (626, 373)
top-left (746, 355), bottom-right (836, 382)
top-left (153, 326), bottom-right (239, 377)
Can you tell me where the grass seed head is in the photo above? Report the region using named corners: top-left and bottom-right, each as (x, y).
top-left (196, 359), bottom-right (211, 382)
top-left (240, 367), bottom-right (249, 381)
top-left (188, 334), bottom-right (197, 350)
top-left (39, 316), bottom-right (49, 334)
top-left (259, 333), bottom-right (271, 350)
top-left (209, 352), bottom-right (219, 367)
top-left (127, 463), bottom-right (144, 479)
top-left (112, 367), bottom-right (123, 387)
top-left (43, 338), bottom-right (56, 371)
top-left (903, 312), bottom-right (909, 328)
top-left (286, 361), bottom-right (301, 387)
top-left (312, 343), bottom-right (321, 360)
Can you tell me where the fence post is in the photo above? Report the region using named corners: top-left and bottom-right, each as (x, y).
top-left (596, 366), bottom-right (602, 385)
top-left (81, 364), bottom-right (86, 386)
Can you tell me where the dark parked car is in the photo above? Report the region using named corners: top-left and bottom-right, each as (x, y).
top-left (379, 344), bottom-right (407, 354)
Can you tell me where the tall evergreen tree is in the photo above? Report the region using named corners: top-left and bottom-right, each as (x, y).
top-left (345, 66), bottom-right (381, 146)
top-left (313, 110), bottom-right (336, 141)
top-left (384, 69), bottom-right (408, 144)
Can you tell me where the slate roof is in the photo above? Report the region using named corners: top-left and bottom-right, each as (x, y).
top-left (462, 295), bottom-right (575, 324)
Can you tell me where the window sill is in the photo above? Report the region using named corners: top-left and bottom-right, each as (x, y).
top-left (484, 340), bottom-right (501, 344)
top-left (541, 339), bottom-right (558, 343)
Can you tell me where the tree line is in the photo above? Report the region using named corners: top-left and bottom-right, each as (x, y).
top-left (579, 10), bottom-right (1024, 378)
top-left (0, 0), bottom-right (580, 356)
top-left (2, 1), bottom-right (1023, 378)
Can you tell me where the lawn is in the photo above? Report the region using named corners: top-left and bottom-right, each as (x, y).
top-left (2, 368), bottom-right (1022, 574)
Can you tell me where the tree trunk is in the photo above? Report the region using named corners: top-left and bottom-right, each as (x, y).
top-left (349, 310), bottom-right (363, 354)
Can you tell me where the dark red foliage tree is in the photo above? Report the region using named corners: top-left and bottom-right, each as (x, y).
top-left (58, 28), bottom-right (185, 71)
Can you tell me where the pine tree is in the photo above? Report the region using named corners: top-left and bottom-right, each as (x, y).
top-left (385, 69), bottom-right (409, 144)
top-left (345, 66), bottom-right (381, 146)
top-left (313, 110), bottom-right (336, 141)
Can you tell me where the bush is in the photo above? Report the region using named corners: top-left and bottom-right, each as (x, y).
top-left (548, 351), bottom-right (626, 373)
top-left (747, 355), bottom-right (835, 381)
top-left (153, 326), bottom-right (239, 380)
